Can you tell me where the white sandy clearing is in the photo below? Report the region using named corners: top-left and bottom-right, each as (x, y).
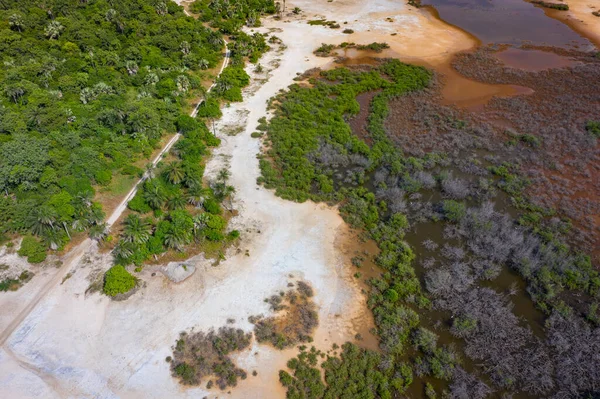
top-left (0, 1), bottom-right (478, 398)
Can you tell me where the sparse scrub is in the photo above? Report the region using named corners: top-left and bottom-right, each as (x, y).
top-left (531, 0), bottom-right (569, 10)
top-left (170, 327), bottom-right (251, 389)
top-left (251, 283), bottom-right (318, 349)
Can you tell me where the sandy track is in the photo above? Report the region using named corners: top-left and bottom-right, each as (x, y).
top-left (0, 1), bottom-right (482, 398)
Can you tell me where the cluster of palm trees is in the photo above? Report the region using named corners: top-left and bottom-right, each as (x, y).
top-left (211, 169), bottom-right (235, 211)
top-left (28, 195), bottom-right (106, 250)
top-left (141, 161), bottom-right (209, 212)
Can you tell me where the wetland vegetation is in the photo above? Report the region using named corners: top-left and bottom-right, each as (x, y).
top-left (259, 55), bottom-right (600, 397)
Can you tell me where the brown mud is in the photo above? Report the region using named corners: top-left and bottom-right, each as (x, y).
top-left (494, 47), bottom-right (581, 71)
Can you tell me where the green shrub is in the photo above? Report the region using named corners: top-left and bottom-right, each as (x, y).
top-left (586, 120), bottom-right (600, 138)
top-left (122, 165), bottom-right (144, 177)
top-left (384, 288), bottom-right (399, 302)
top-left (18, 236), bottom-right (47, 263)
top-left (128, 190), bottom-right (152, 213)
top-left (174, 363), bottom-right (197, 384)
top-left (0, 278), bottom-right (20, 292)
top-left (442, 200), bottom-right (466, 222)
top-left (95, 169), bottom-right (112, 186)
top-left (103, 265), bottom-right (136, 297)
top-left (203, 199), bottom-right (222, 214)
top-left (195, 98), bottom-right (223, 118)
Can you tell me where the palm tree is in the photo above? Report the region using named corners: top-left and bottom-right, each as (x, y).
top-left (40, 228), bottom-right (64, 251)
top-left (89, 223), bottom-right (108, 241)
top-left (125, 60), bottom-right (138, 75)
top-left (44, 20), bottom-right (64, 40)
top-left (176, 75), bottom-right (190, 93)
top-left (9, 13), bottom-right (24, 32)
top-left (113, 241), bottom-right (135, 263)
top-left (163, 162), bottom-right (185, 185)
top-left (180, 41), bottom-right (191, 55)
top-left (122, 214), bottom-right (151, 244)
top-left (192, 214), bottom-right (209, 239)
top-left (143, 184), bottom-right (166, 209)
top-left (198, 59), bottom-right (209, 70)
top-left (167, 193), bottom-right (187, 210)
top-left (183, 174), bottom-right (201, 190)
top-left (217, 168), bottom-right (231, 182)
top-left (5, 86), bottom-right (24, 104)
top-left (187, 186), bottom-right (210, 207)
top-left (29, 206), bottom-right (57, 236)
top-left (164, 230), bottom-right (185, 251)
top-left (145, 163), bottom-right (156, 179)
top-left (222, 185), bottom-right (236, 211)
top-left (156, 2), bottom-right (168, 16)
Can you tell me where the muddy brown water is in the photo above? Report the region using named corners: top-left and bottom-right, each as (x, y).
top-left (331, 47), bottom-right (535, 109)
top-left (420, 0), bottom-right (594, 49)
top-left (494, 47), bottom-right (581, 71)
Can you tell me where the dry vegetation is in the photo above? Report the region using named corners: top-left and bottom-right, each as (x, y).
top-left (169, 327), bottom-right (252, 390)
top-left (250, 281), bottom-right (319, 349)
top-left (386, 47), bottom-right (600, 262)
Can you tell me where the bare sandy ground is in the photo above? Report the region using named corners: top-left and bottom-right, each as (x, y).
top-left (0, 1), bottom-right (482, 398)
top-left (560, 0), bottom-right (600, 46)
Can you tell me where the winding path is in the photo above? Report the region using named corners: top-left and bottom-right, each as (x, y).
top-left (0, 37), bottom-right (231, 346)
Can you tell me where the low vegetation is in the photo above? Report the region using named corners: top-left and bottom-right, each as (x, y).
top-left (260, 60), bottom-right (600, 396)
top-left (308, 19), bottom-right (339, 29)
top-left (280, 343), bottom-right (413, 398)
top-left (250, 281), bottom-right (318, 349)
top-left (530, 0), bottom-right (569, 11)
top-left (314, 41), bottom-right (390, 57)
top-left (103, 265), bottom-right (136, 297)
top-left (0, 270), bottom-right (33, 292)
top-left (170, 327), bottom-right (252, 389)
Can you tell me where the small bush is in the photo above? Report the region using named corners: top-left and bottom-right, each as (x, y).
top-left (103, 265), bottom-right (136, 297)
top-left (342, 29), bottom-right (354, 34)
top-left (95, 169), bottom-right (112, 186)
top-left (196, 98), bottom-right (223, 119)
top-left (128, 191), bottom-right (152, 213)
top-left (203, 199), bottom-right (222, 214)
top-left (357, 42), bottom-right (390, 52)
top-left (586, 120), bottom-right (600, 138)
top-left (122, 165), bottom-right (143, 177)
top-left (442, 200), bottom-right (466, 222)
top-left (0, 277), bottom-right (20, 292)
top-left (18, 236), bottom-right (47, 263)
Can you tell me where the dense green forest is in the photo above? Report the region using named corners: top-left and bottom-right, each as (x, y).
top-left (260, 61), bottom-right (600, 397)
top-left (0, 0), bottom-right (274, 295)
top-left (0, 0), bottom-right (224, 252)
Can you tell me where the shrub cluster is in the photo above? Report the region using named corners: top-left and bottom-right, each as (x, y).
top-left (170, 327), bottom-right (252, 389)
